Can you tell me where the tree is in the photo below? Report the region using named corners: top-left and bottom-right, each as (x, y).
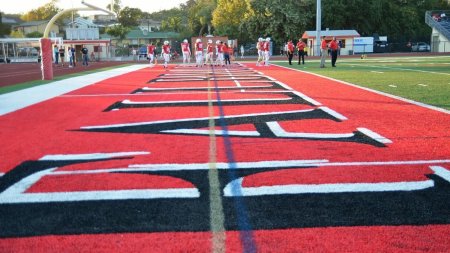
top-left (212, 0), bottom-right (253, 39)
top-left (161, 17), bottom-right (183, 32)
top-left (26, 31), bottom-right (43, 38)
top-left (244, 0), bottom-right (314, 42)
top-left (106, 25), bottom-right (130, 40)
top-left (106, 0), bottom-right (122, 16)
top-left (118, 7), bottom-right (143, 27)
top-left (188, 0), bottom-right (217, 36)
top-left (20, 0), bottom-right (72, 27)
top-left (10, 30), bottom-right (25, 38)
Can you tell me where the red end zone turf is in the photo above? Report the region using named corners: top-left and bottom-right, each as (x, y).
top-left (0, 63), bottom-right (449, 252)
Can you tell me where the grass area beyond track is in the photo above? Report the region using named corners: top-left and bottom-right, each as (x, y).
top-left (276, 55), bottom-right (450, 110)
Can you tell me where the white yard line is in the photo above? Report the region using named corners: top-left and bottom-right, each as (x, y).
top-left (273, 64), bottom-right (450, 115)
top-left (0, 65), bottom-right (149, 116)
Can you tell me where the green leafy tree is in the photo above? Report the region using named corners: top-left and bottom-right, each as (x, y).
top-left (244, 0), bottom-right (314, 42)
top-left (161, 16), bottom-right (183, 32)
top-left (106, 25), bottom-right (130, 39)
top-left (188, 0), bottom-right (217, 36)
top-left (20, 0), bottom-right (72, 26)
top-left (212, 0), bottom-right (254, 39)
top-left (26, 31), bottom-right (43, 38)
top-left (118, 7), bottom-right (143, 27)
top-left (106, 0), bottom-right (122, 16)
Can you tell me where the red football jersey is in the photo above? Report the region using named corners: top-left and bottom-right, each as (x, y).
top-left (147, 45), bottom-right (155, 54)
top-left (196, 42), bottom-right (203, 52)
top-left (181, 42), bottom-right (190, 52)
top-left (163, 45), bottom-right (171, 54)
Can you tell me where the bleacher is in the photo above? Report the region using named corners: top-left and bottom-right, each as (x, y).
top-left (426, 10), bottom-right (450, 41)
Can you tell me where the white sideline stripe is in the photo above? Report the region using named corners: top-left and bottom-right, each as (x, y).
top-left (223, 178), bottom-right (434, 196)
top-left (0, 189), bottom-right (199, 203)
top-left (40, 151), bottom-right (149, 161)
top-left (49, 159), bottom-right (450, 175)
top-left (357, 127), bottom-right (392, 144)
top-left (417, 84), bottom-right (428, 87)
top-left (292, 91), bottom-right (322, 106)
top-left (128, 160), bottom-right (329, 171)
top-left (121, 98), bottom-right (292, 105)
top-left (272, 64), bottom-right (450, 115)
top-left (370, 71), bottom-right (384, 74)
top-left (319, 159), bottom-right (450, 167)
top-left (319, 106), bottom-right (348, 120)
top-left (161, 129), bottom-right (260, 136)
top-left (266, 121), bottom-right (354, 138)
top-left (388, 85), bottom-right (397, 88)
top-left (0, 65), bottom-right (149, 116)
top-left (430, 166), bottom-right (450, 182)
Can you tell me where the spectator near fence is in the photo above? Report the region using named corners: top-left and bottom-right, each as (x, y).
top-left (81, 45), bottom-right (89, 66)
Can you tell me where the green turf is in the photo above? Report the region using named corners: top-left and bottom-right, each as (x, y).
top-left (276, 55), bottom-right (450, 110)
top-left (0, 64), bottom-right (132, 95)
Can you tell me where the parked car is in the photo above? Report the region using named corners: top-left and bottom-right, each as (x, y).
top-left (411, 42), bottom-right (430, 52)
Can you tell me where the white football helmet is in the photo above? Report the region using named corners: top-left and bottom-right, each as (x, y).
top-left (183, 39), bottom-right (188, 43)
top-left (164, 41), bottom-right (169, 45)
top-left (216, 40), bottom-right (221, 44)
top-left (266, 38), bottom-right (271, 42)
top-left (258, 38), bottom-right (263, 42)
top-left (208, 39), bottom-right (212, 43)
top-left (196, 38), bottom-right (201, 43)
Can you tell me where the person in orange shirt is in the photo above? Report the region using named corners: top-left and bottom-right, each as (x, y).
top-left (286, 40), bottom-right (294, 65)
top-left (329, 37), bottom-right (339, 67)
top-left (296, 39), bottom-right (306, 65)
top-left (320, 36), bottom-right (328, 68)
top-left (223, 42), bottom-right (231, 65)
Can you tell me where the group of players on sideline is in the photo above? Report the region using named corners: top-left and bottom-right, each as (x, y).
top-left (144, 36), bottom-right (339, 68)
top-left (145, 38), bottom-right (240, 68)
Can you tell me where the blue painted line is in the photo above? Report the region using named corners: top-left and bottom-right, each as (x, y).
top-left (211, 66), bottom-right (257, 253)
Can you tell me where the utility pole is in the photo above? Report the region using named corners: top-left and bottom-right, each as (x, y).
top-left (315, 0), bottom-right (321, 56)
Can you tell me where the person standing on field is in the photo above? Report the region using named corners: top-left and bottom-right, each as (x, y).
top-left (181, 39), bottom-right (191, 64)
top-left (286, 40), bottom-right (294, 65)
top-left (205, 40), bottom-right (214, 65)
top-left (296, 39), bottom-right (306, 64)
top-left (147, 42), bottom-right (156, 65)
top-left (329, 37), bottom-right (339, 67)
top-left (320, 36), bottom-right (328, 68)
top-left (59, 46), bottom-right (65, 67)
top-left (263, 38), bottom-right (271, 66)
top-left (256, 38), bottom-right (264, 66)
top-left (161, 41), bottom-right (171, 69)
top-left (194, 38), bottom-right (203, 67)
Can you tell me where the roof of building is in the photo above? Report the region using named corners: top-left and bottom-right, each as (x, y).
top-left (13, 20), bottom-right (51, 27)
top-left (1, 17), bottom-right (20, 24)
top-left (302, 30), bottom-right (360, 39)
top-left (66, 17), bottom-right (99, 28)
top-left (100, 30), bottom-right (180, 40)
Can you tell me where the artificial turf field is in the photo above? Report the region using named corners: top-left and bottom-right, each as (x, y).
top-left (0, 57), bottom-right (449, 252)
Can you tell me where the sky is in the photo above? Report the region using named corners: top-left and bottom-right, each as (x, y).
top-left (1, 0), bottom-right (187, 14)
